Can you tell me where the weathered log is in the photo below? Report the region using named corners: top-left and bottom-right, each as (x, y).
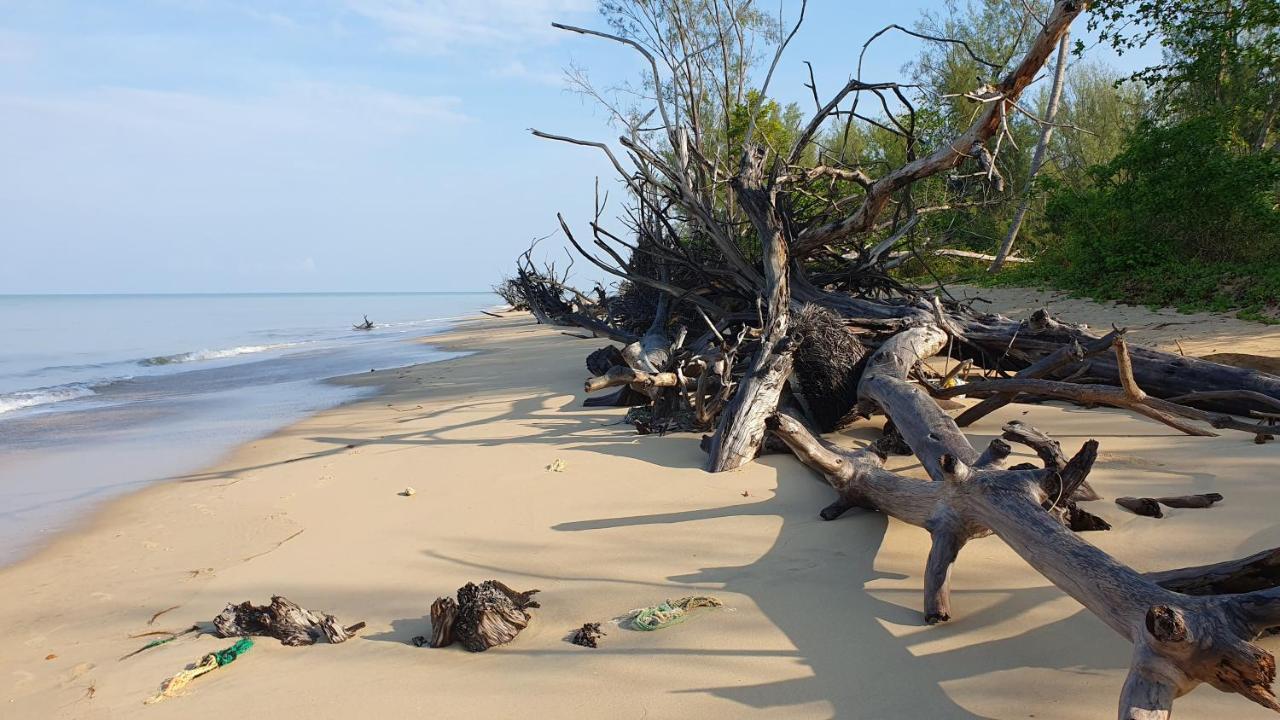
top-left (1156, 493), bottom-right (1223, 509)
top-left (772, 322), bottom-right (1280, 716)
top-left (955, 310), bottom-right (1280, 415)
top-left (1148, 546), bottom-right (1280, 596)
top-left (955, 330), bottom-right (1119, 428)
top-left (584, 366), bottom-right (693, 394)
top-left (1114, 493), bottom-right (1224, 517)
top-left (707, 145), bottom-right (793, 472)
top-left (212, 596), bottom-right (363, 646)
top-left (956, 474), bottom-right (1280, 717)
top-left (1116, 496), bottom-right (1165, 518)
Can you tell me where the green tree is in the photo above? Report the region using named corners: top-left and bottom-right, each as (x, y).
top-left (1089, 0), bottom-right (1280, 151)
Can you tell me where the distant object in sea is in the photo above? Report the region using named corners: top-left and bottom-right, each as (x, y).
top-left (353, 315), bottom-right (375, 330)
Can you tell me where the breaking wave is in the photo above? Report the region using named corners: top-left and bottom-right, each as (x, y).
top-left (0, 383), bottom-right (97, 415)
top-left (138, 343), bottom-right (300, 367)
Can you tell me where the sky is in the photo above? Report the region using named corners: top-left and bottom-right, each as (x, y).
top-left (0, 0), bottom-right (1158, 294)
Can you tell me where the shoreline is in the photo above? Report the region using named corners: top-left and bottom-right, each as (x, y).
top-left (0, 314), bottom-right (484, 570)
top-left (2, 302), bottom-right (1278, 719)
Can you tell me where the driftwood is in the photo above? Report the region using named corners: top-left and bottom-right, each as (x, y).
top-left (512, 0), bottom-right (1280, 714)
top-left (353, 315), bottom-right (374, 331)
top-left (212, 596), bottom-right (364, 646)
top-left (1117, 493), bottom-right (1224, 518)
top-left (1117, 496), bottom-right (1165, 518)
top-left (769, 323), bottom-right (1280, 716)
top-left (1156, 492), bottom-right (1224, 508)
top-left (427, 580), bottom-right (540, 652)
top-left (706, 145), bottom-right (795, 472)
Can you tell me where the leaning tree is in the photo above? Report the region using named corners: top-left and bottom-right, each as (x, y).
top-left (511, 1), bottom-right (1280, 716)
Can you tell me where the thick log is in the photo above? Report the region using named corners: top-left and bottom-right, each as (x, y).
top-left (1148, 546), bottom-right (1280, 596)
top-left (773, 322), bottom-right (1280, 716)
top-left (955, 330), bottom-right (1119, 428)
top-left (707, 145), bottom-right (793, 472)
top-left (953, 471), bottom-right (1280, 718)
top-left (955, 311), bottom-right (1280, 415)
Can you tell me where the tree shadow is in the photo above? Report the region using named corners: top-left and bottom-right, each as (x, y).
top-left (542, 450), bottom-right (1134, 718)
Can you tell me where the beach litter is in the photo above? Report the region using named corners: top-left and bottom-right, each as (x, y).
top-left (569, 623), bottom-right (606, 648)
top-left (145, 637), bottom-right (253, 704)
top-left (399, 487), bottom-right (417, 497)
top-left (547, 458), bottom-right (567, 472)
top-left (626, 596), bottom-right (722, 631)
top-left (213, 596), bottom-right (365, 646)
top-left (119, 625), bottom-right (201, 661)
top-left (424, 580), bottom-right (540, 651)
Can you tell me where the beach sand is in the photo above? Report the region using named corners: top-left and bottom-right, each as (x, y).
top-left (2, 290), bottom-right (1279, 719)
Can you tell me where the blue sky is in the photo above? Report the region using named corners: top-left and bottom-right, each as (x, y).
top-left (0, 1), bottom-right (1156, 293)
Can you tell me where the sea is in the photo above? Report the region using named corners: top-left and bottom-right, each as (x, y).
top-left (0, 292), bottom-right (498, 565)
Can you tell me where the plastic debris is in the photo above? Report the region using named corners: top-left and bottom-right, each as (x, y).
top-left (627, 596), bottom-right (723, 631)
top-left (144, 637), bottom-right (253, 704)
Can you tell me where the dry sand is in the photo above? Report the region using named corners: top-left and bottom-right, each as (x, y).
top-left (2, 291), bottom-right (1279, 719)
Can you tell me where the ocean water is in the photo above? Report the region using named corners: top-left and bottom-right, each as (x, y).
top-left (0, 292), bottom-right (497, 564)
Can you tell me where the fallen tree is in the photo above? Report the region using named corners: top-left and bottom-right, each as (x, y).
top-left (511, 0), bottom-right (1280, 715)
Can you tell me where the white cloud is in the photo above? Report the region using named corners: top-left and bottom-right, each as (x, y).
top-left (346, 0), bottom-right (592, 54)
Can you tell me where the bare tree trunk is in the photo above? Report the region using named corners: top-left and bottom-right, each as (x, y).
top-left (989, 30), bottom-right (1070, 273)
top-left (707, 145), bottom-right (792, 472)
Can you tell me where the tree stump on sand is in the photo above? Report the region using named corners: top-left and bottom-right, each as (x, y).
top-left (428, 580), bottom-right (541, 652)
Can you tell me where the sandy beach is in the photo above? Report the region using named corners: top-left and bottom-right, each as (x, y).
top-left (3, 291), bottom-right (1279, 719)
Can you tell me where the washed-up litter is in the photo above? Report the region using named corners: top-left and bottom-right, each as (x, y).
top-left (119, 625), bottom-right (200, 661)
top-left (626, 596), bottom-right (722, 631)
top-left (425, 580), bottom-right (540, 652)
top-left (144, 637), bottom-right (253, 704)
top-left (400, 487), bottom-right (417, 496)
top-left (570, 622), bottom-right (606, 648)
top-left (547, 459), bottom-right (567, 472)
top-left (213, 596), bottom-right (365, 646)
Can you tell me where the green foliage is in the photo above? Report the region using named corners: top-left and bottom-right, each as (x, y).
top-left (726, 90), bottom-right (804, 159)
top-left (990, 116), bottom-right (1280, 319)
top-left (1088, 0), bottom-right (1280, 151)
top-left (1050, 62), bottom-right (1146, 187)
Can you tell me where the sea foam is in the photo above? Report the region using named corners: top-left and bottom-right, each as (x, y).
top-left (0, 384), bottom-right (97, 415)
top-left (138, 343), bottom-right (299, 366)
